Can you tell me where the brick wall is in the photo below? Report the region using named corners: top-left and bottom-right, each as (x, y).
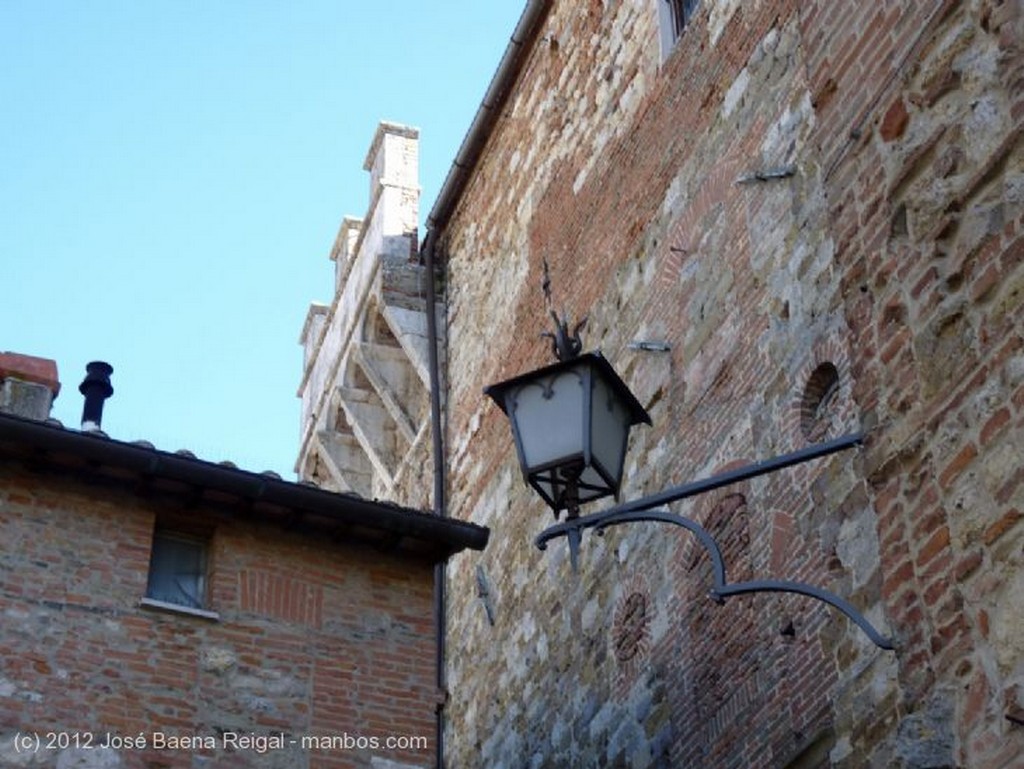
top-left (439, 0), bottom-right (1022, 767)
top-left (0, 461), bottom-right (438, 769)
top-left (813, 0), bottom-right (1024, 765)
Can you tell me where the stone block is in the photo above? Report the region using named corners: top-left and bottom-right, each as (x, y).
top-left (0, 379), bottom-right (55, 421)
top-left (896, 691), bottom-right (956, 768)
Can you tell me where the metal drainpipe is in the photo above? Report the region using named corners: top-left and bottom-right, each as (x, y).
top-left (424, 4), bottom-right (552, 765)
top-left (424, 234), bottom-right (446, 520)
top-left (424, 229), bottom-right (448, 769)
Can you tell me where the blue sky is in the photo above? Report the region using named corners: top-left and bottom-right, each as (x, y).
top-left (1, 1), bottom-right (523, 478)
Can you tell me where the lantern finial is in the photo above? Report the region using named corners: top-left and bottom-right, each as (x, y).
top-left (540, 259), bottom-right (587, 362)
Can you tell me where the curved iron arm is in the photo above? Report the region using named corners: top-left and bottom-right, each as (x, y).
top-left (715, 580), bottom-right (894, 650)
top-left (595, 510), bottom-right (728, 591)
top-left (538, 508), bottom-right (893, 649)
top-left (534, 432), bottom-right (895, 650)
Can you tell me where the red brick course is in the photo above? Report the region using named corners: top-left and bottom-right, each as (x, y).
top-left (0, 352), bottom-right (60, 394)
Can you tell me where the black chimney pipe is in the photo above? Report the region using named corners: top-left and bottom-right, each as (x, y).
top-left (79, 361), bottom-right (113, 431)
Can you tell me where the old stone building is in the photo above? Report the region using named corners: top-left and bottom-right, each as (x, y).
top-left (0, 353), bottom-right (487, 768)
top-left (432, 0), bottom-right (1024, 766)
top-left (297, 122), bottom-right (437, 510)
top-left (302, 0), bottom-right (1024, 767)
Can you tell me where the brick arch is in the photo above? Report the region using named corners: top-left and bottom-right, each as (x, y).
top-left (685, 488), bottom-right (753, 586)
top-left (767, 507), bottom-right (797, 577)
top-left (785, 329), bottom-right (858, 447)
top-left (611, 571), bottom-right (652, 694)
top-left (650, 160), bottom-right (744, 292)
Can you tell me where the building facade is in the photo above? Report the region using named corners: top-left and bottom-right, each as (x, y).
top-left (297, 122), bottom-right (437, 510)
top-left (0, 354), bottom-right (487, 769)
top-left (296, 2), bottom-right (1023, 766)
top-left (421, 0), bottom-right (1022, 767)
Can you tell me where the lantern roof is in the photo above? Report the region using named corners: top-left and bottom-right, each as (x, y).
top-left (484, 351), bottom-right (652, 427)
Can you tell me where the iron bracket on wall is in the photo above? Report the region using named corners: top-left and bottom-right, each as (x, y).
top-left (535, 432), bottom-right (895, 650)
top-left (735, 164), bottom-right (797, 184)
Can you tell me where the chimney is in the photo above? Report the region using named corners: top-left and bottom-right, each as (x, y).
top-left (79, 361), bottom-right (113, 432)
top-left (0, 352), bottom-right (60, 420)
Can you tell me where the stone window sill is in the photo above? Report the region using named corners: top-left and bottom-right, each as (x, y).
top-left (139, 597), bottom-right (220, 621)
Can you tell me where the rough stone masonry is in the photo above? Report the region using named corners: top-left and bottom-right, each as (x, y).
top-left (424, 1), bottom-right (1024, 767)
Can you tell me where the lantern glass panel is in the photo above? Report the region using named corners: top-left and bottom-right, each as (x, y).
top-left (577, 464), bottom-right (613, 501)
top-left (589, 372), bottom-right (631, 496)
top-left (485, 351), bottom-right (651, 516)
top-left (508, 367), bottom-right (586, 473)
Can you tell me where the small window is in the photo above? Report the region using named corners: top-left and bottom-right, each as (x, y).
top-left (658, 0), bottom-right (700, 60)
top-left (145, 531), bottom-right (209, 610)
top-left (800, 362), bottom-right (841, 443)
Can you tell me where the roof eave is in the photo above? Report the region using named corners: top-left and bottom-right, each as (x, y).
top-left (0, 412), bottom-right (489, 560)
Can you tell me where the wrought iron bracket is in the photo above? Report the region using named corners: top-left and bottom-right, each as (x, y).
top-left (535, 432), bottom-right (895, 650)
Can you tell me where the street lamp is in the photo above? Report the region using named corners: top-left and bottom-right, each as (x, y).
top-left (484, 351), bottom-right (651, 516)
top-left (485, 311), bottom-right (894, 650)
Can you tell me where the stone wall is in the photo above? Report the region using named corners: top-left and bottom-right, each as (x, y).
top-left (0, 463), bottom-right (438, 769)
top-left (817, 1), bottom-right (1024, 765)
top-left (438, 1), bottom-right (1023, 767)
